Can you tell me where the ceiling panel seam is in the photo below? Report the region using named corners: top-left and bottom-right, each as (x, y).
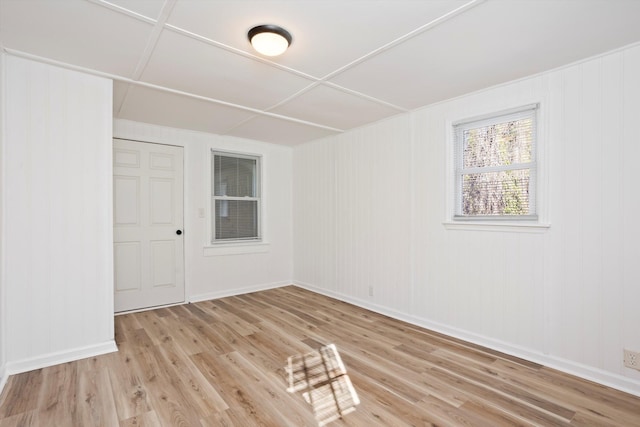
top-left (114, 1), bottom-right (178, 115)
top-left (130, 0), bottom-right (177, 81)
top-left (320, 0), bottom-right (486, 82)
top-left (321, 82), bottom-right (409, 113)
top-left (217, 115), bottom-right (264, 137)
top-left (113, 83), bottom-right (130, 116)
top-left (262, 82), bottom-right (323, 113)
top-left (87, 0), bottom-right (157, 25)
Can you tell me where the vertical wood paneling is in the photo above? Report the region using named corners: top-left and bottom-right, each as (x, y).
top-left (4, 56), bottom-right (114, 364)
top-left (621, 45), bottom-right (640, 382)
top-left (340, 116), bottom-right (411, 310)
top-left (579, 58), bottom-right (604, 368)
top-left (528, 234), bottom-right (546, 351)
top-left (295, 115), bottom-right (411, 311)
top-left (293, 43), bottom-right (640, 392)
top-left (412, 108), bottom-right (447, 321)
top-left (557, 64), bottom-right (582, 361)
top-left (293, 139), bottom-right (336, 291)
top-left (0, 52), bottom-right (6, 383)
top-left (599, 51), bottom-right (624, 373)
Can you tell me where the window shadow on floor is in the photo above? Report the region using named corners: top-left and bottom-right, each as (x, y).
top-left (286, 344), bottom-right (360, 426)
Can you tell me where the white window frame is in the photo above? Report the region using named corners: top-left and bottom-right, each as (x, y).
top-left (446, 104), bottom-right (549, 231)
top-left (210, 150), bottom-right (262, 244)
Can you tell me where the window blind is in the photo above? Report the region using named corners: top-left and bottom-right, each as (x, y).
top-left (453, 105), bottom-right (538, 219)
top-left (212, 152), bottom-right (261, 241)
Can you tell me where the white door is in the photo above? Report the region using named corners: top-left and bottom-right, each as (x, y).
top-left (113, 139), bottom-right (185, 312)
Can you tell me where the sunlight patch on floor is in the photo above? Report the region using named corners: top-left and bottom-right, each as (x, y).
top-left (286, 344), bottom-right (359, 426)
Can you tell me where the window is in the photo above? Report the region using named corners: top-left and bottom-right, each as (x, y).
top-left (211, 151), bottom-right (261, 243)
top-left (453, 105), bottom-right (538, 220)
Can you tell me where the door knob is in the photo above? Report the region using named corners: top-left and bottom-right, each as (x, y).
top-left (176, 230), bottom-right (182, 235)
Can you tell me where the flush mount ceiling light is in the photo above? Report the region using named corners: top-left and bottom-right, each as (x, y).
top-left (248, 24), bottom-right (292, 57)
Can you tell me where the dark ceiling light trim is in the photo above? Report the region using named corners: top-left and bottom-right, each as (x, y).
top-left (248, 24), bottom-right (292, 57)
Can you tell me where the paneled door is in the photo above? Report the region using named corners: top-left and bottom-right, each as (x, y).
top-left (113, 139), bottom-right (184, 312)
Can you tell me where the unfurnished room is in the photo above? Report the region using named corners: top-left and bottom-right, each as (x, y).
top-left (1, 0), bottom-right (640, 425)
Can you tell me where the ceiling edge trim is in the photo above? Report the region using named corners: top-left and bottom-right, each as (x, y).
top-left (1, 48), bottom-right (345, 134)
top-left (87, 0), bottom-right (157, 25)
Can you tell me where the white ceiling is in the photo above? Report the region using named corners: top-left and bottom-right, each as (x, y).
top-left (2, 0), bottom-right (640, 146)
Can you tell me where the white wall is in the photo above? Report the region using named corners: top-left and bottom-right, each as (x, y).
top-left (293, 43), bottom-right (640, 395)
top-left (114, 120), bottom-right (293, 302)
top-left (0, 52), bottom-right (7, 391)
top-left (294, 115), bottom-right (413, 310)
top-left (3, 56), bottom-right (116, 373)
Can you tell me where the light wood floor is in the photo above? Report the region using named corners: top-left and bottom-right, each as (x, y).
top-left (1, 286), bottom-right (639, 426)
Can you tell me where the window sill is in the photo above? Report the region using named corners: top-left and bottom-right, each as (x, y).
top-left (203, 242), bottom-right (270, 256)
top-left (443, 221), bottom-right (550, 233)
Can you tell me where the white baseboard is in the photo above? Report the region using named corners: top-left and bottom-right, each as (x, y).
top-left (189, 280), bottom-right (292, 303)
top-left (293, 281), bottom-right (640, 398)
top-left (5, 340), bottom-right (118, 376)
top-left (0, 364), bottom-right (7, 397)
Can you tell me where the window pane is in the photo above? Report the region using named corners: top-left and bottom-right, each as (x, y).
top-left (215, 200), bottom-right (258, 240)
top-left (463, 118), bottom-right (533, 169)
top-left (462, 169), bottom-right (530, 215)
top-left (213, 155), bottom-right (257, 197)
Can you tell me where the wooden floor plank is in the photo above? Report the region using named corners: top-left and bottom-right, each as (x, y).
top-left (0, 410), bottom-right (38, 427)
top-left (154, 339), bottom-right (229, 415)
top-left (427, 367), bottom-right (572, 426)
top-left (0, 370), bottom-right (43, 419)
top-left (0, 286), bottom-right (639, 426)
top-left (190, 351), bottom-right (291, 426)
top-left (35, 362), bottom-right (78, 425)
top-left (119, 410), bottom-right (161, 427)
top-left (76, 367), bottom-right (119, 427)
top-left (219, 351), bottom-right (317, 426)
